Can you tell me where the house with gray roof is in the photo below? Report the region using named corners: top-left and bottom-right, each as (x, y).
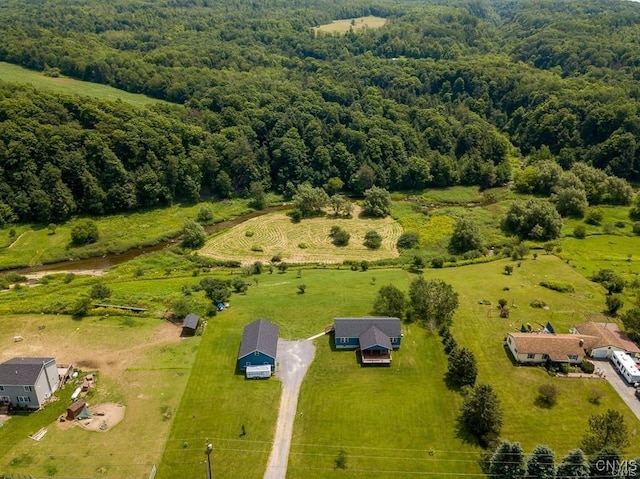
top-left (333, 317), bottom-right (402, 364)
top-left (237, 319), bottom-right (279, 376)
top-left (0, 357), bottom-right (58, 409)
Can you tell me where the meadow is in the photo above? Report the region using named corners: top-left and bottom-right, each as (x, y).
top-left (200, 206), bottom-right (403, 266)
top-left (0, 199), bottom-right (252, 270)
top-left (0, 62), bottom-right (168, 107)
top-left (313, 16), bottom-right (388, 35)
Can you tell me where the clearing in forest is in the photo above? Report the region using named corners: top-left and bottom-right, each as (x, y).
top-left (199, 206), bottom-right (403, 264)
top-left (313, 16), bottom-right (388, 35)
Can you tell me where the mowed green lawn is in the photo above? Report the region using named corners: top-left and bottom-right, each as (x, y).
top-left (159, 259), bottom-right (640, 478)
top-left (0, 61), bottom-right (168, 107)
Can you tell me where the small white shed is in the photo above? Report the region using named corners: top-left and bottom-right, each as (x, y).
top-left (246, 365), bottom-right (272, 379)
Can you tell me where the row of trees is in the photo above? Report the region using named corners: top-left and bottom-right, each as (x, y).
top-left (486, 408), bottom-right (631, 478)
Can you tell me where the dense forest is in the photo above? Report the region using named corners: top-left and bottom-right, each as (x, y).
top-left (0, 0), bottom-right (639, 223)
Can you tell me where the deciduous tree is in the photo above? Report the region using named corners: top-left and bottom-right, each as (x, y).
top-left (409, 277), bottom-right (459, 329)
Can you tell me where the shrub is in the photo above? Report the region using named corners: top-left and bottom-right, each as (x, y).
top-left (197, 206), bottom-right (214, 225)
top-left (498, 299), bottom-right (508, 308)
top-left (288, 209), bottom-right (302, 223)
top-left (580, 361), bottom-right (595, 374)
top-left (589, 388), bottom-right (604, 404)
top-left (503, 265), bottom-right (513, 275)
top-left (71, 219), bottom-right (99, 246)
top-left (530, 299), bottom-right (547, 308)
top-left (332, 228), bottom-right (350, 246)
top-left (245, 230), bottom-right (255, 237)
top-left (558, 363), bottom-right (570, 374)
top-left (633, 222), bottom-right (640, 235)
top-left (573, 225), bottom-right (586, 239)
top-left (251, 245), bottom-right (264, 252)
top-left (539, 281), bottom-right (575, 293)
top-left (297, 284), bottom-right (306, 294)
top-left (431, 257), bottom-right (444, 268)
top-left (271, 254), bottom-right (282, 263)
top-left (397, 232), bottom-right (419, 249)
top-left (615, 221), bottom-right (626, 228)
top-left (603, 223), bottom-right (614, 234)
top-left (363, 230), bottom-right (383, 249)
top-left (89, 283), bottom-right (111, 300)
top-left (585, 208), bottom-right (604, 225)
top-left (537, 384), bottom-right (559, 407)
top-left (297, 242), bottom-right (309, 249)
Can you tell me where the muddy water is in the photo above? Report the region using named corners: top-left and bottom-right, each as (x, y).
top-left (15, 204), bottom-right (291, 276)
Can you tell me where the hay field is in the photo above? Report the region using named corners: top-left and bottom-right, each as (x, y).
top-left (313, 15), bottom-right (388, 35)
top-left (199, 207), bottom-right (403, 264)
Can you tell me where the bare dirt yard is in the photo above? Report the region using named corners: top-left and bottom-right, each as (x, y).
top-left (58, 403), bottom-right (125, 432)
top-left (200, 205), bottom-right (403, 265)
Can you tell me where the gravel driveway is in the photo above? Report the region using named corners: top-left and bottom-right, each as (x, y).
top-left (263, 339), bottom-right (316, 479)
top-left (594, 359), bottom-right (640, 420)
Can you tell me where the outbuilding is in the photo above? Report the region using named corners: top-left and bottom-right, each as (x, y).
top-left (181, 314), bottom-right (200, 336)
top-left (66, 400), bottom-right (87, 420)
top-left (237, 319), bottom-right (278, 376)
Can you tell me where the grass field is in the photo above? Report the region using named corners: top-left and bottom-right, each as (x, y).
top-left (313, 16), bottom-right (388, 35)
top-left (0, 61), bottom-right (168, 107)
top-left (0, 314), bottom-right (197, 479)
top-left (0, 199), bottom-right (252, 270)
top-left (200, 207), bottom-right (403, 265)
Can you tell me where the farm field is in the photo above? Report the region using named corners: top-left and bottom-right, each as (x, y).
top-left (313, 16), bottom-right (388, 34)
top-left (0, 313), bottom-right (197, 479)
top-left (0, 61), bottom-right (168, 107)
top-left (199, 206), bottom-right (403, 266)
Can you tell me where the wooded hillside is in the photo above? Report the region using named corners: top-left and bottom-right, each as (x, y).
top-left (0, 0), bottom-right (639, 223)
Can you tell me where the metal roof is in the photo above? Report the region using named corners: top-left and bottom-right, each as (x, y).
top-left (238, 319), bottom-right (279, 360)
top-left (359, 326), bottom-right (393, 351)
top-left (182, 313), bottom-right (200, 330)
top-left (334, 317), bottom-right (401, 339)
top-left (0, 357), bottom-right (55, 386)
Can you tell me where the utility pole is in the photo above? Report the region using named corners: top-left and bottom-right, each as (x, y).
top-left (205, 441), bottom-right (213, 479)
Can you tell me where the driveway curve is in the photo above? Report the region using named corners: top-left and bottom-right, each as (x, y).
top-left (263, 338), bottom-right (316, 479)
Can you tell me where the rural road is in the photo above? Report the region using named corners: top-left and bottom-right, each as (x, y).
top-left (263, 338), bottom-right (316, 479)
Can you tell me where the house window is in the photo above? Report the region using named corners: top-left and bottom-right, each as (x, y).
top-left (24, 386), bottom-right (32, 392)
top-left (0, 385), bottom-right (4, 391)
top-left (568, 355), bottom-right (578, 361)
top-left (254, 351), bottom-right (260, 356)
top-left (527, 353), bottom-right (536, 359)
top-left (16, 396), bottom-right (30, 403)
top-left (340, 337), bottom-right (349, 343)
top-left (542, 354), bottom-right (549, 360)
top-left (508, 337), bottom-right (512, 344)
top-left (0, 396), bottom-right (9, 403)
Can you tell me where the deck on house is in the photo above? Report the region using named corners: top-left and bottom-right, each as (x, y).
top-left (360, 349), bottom-right (392, 364)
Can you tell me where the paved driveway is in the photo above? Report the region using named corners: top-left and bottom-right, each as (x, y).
top-left (263, 339), bottom-right (316, 479)
top-left (594, 359), bottom-right (640, 420)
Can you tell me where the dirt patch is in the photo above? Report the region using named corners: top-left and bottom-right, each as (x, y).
top-left (58, 403), bottom-right (125, 432)
top-left (1, 321), bottom-right (182, 380)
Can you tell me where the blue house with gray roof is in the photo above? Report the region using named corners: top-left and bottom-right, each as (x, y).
top-left (237, 319), bottom-right (279, 376)
top-left (333, 317), bottom-right (402, 364)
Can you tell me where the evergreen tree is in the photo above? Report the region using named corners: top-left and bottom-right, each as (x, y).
top-left (489, 441), bottom-right (526, 479)
top-left (556, 449), bottom-right (589, 479)
top-left (527, 444), bottom-right (556, 479)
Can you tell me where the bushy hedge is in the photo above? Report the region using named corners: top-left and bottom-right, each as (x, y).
top-left (539, 281), bottom-right (575, 293)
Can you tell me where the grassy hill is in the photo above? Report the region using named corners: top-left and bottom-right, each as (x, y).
top-left (0, 62), bottom-right (169, 107)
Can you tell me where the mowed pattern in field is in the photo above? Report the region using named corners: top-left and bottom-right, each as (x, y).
top-left (313, 16), bottom-right (388, 34)
top-left (200, 209), bottom-right (403, 264)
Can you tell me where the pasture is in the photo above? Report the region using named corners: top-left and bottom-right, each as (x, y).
top-left (199, 207), bottom-right (403, 265)
top-left (313, 16), bottom-right (388, 35)
top-left (0, 61), bottom-right (168, 107)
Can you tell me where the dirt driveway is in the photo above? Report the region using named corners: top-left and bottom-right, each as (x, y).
top-left (263, 339), bottom-right (316, 479)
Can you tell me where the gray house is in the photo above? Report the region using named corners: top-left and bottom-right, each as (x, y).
top-left (237, 319), bottom-right (279, 376)
top-left (334, 317), bottom-right (402, 364)
top-left (0, 357), bottom-right (58, 409)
